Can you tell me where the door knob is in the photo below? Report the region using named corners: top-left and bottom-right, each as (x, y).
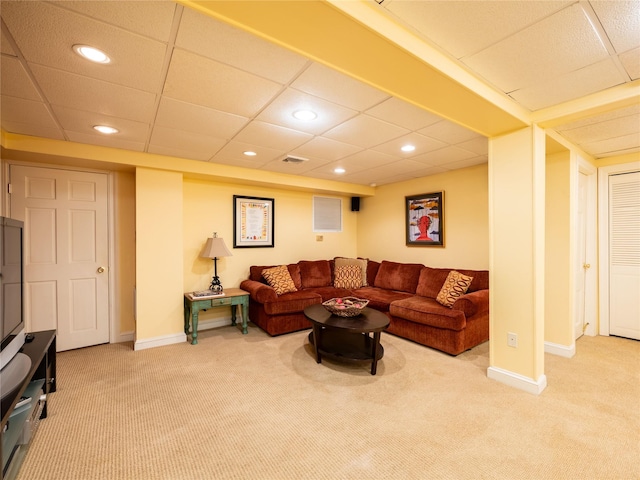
top-left (97, 266), bottom-right (105, 273)
top-left (583, 263), bottom-right (591, 269)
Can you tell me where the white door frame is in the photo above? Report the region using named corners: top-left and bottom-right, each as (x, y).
top-left (598, 160), bottom-right (640, 336)
top-left (4, 160), bottom-right (117, 345)
top-left (577, 156), bottom-right (597, 337)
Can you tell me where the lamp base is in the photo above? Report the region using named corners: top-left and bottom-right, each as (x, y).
top-left (209, 276), bottom-right (224, 293)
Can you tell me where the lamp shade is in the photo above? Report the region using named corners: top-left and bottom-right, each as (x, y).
top-left (200, 234), bottom-right (232, 259)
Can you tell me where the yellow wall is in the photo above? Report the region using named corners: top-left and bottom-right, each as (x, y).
top-left (135, 168), bottom-right (183, 343)
top-left (545, 152), bottom-right (573, 346)
top-left (114, 171), bottom-right (136, 336)
top-left (357, 164), bottom-right (489, 269)
top-left (182, 178), bottom-right (358, 325)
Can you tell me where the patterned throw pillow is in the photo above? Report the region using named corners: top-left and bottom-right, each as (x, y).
top-left (334, 257), bottom-right (368, 286)
top-left (334, 265), bottom-right (363, 289)
top-left (436, 270), bottom-right (473, 308)
top-left (262, 265), bottom-right (297, 295)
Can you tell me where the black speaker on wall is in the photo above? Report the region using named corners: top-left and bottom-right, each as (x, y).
top-left (351, 196), bottom-right (360, 212)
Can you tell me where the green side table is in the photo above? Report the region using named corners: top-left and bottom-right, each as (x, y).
top-left (184, 288), bottom-right (249, 345)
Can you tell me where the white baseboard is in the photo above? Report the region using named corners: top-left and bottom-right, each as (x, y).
top-left (134, 332), bottom-right (186, 351)
top-left (487, 366), bottom-right (547, 395)
top-left (544, 341), bottom-right (575, 358)
top-left (113, 330), bottom-right (134, 344)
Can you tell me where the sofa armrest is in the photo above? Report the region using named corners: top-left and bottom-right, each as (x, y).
top-left (452, 289), bottom-right (489, 317)
top-left (239, 279), bottom-right (278, 303)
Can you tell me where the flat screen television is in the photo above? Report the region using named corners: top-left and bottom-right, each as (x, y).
top-left (0, 216), bottom-right (25, 372)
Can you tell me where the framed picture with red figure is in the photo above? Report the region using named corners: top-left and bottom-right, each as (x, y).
top-left (405, 192), bottom-right (444, 246)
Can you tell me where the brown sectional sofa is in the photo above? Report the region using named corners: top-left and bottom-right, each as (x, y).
top-left (239, 259), bottom-right (489, 355)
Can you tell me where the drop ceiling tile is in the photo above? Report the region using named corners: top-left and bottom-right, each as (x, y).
top-left (418, 120), bottom-right (480, 145)
top-left (149, 125), bottom-right (227, 159)
top-left (336, 150), bottom-right (400, 173)
top-left (412, 146), bottom-right (477, 167)
top-left (555, 104), bottom-right (639, 131)
top-left (211, 140), bottom-right (285, 166)
top-left (1, 1), bottom-right (168, 92)
top-left (176, 7), bottom-right (308, 84)
top-left (509, 58), bottom-right (626, 110)
top-left (30, 64), bottom-right (156, 123)
top-left (372, 132), bottom-right (448, 157)
top-left (365, 97), bottom-right (442, 131)
top-left (156, 97), bottom-right (248, 139)
top-left (289, 137), bottom-right (361, 162)
top-left (581, 131), bottom-right (640, 156)
top-left (590, 0), bottom-right (640, 53)
top-left (1, 121), bottom-right (65, 141)
top-left (620, 47), bottom-right (640, 80)
top-left (457, 137), bottom-right (489, 156)
top-left (383, 0), bottom-right (572, 58)
top-left (323, 114), bottom-right (409, 148)
top-left (1, 56), bottom-right (42, 101)
top-left (1, 27), bottom-right (16, 56)
top-left (256, 88), bottom-right (357, 136)
top-left (464, 3), bottom-right (609, 92)
top-left (52, 105), bottom-right (150, 142)
top-left (291, 62), bottom-right (389, 111)
top-left (234, 121), bottom-right (313, 151)
top-left (442, 156), bottom-right (488, 171)
top-left (260, 156), bottom-right (331, 175)
top-left (164, 49), bottom-right (282, 117)
top-left (0, 95), bottom-right (58, 128)
top-left (560, 112), bottom-right (640, 146)
top-left (67, 131), bottom-right (145, 152)
top-left (57, 1), bottom-right (177, 42)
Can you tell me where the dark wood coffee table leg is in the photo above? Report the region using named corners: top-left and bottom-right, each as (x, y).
top-left (371, 331), bottom-right (382, 375)
top-left (312, 325), bottom-right (322, 363)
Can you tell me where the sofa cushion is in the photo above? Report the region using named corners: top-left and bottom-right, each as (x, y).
top-left (334, 264), bottom-right (363, 289)
top-left (436, 270), bottom-right (473, 307)
top-left (263, 290), bottom-right (322, 315)
top-left (390, 296), bottom-right (466, 331)
top-left (366, 260), bottom-right (381, 287)
top-left (250, 264), bottom-right (302, 290)
top-left (304, 286), bottom-right (354, 302)
top-left (373, 260), bottom-right (423, 293)
top-left (298, 260), bottom-right (332, 288)
top-left (351, 286), bottom-right (414, 311)
top-left (334, 257), bottom-right (368, 286)
top-left (416, 267), bottom-right (489, 298)
top-left (262, 265), bottom-right (298, 295)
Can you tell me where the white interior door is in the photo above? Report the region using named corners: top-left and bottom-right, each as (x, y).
top-left (608, 171), bottom-right (640, 340)
top-left (9, 165), bottom-right (110, 351)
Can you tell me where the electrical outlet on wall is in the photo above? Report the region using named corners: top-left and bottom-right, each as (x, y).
top-left (507, 332), bottom-right (518, 348)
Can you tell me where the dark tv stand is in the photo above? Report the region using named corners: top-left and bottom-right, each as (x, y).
top-left (1, 331), bottom-right (56, 480)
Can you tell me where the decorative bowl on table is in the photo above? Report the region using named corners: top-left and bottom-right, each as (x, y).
top-left (322, 297), bottom-right (369, 317)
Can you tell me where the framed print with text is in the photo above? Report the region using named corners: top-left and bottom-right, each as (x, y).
top-left (405, 191), bottom-right (444, 246)
top-left (233, 195), bottom-right (274, 248)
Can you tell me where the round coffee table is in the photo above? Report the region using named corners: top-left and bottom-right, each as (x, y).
top-left (303, 304), bottom-right (390, 375)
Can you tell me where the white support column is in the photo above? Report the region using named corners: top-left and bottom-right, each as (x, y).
top-left (487, 126), bottom-right (547, 394)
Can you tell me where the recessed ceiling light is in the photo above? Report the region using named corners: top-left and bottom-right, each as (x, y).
top-left (73, 44), bottom-right (110, 64)
top-left (334, 168), bottom-right (346, 174)
top-left (292, 110), bottom-right (317, 121)
top-left (243, 151), bottom-right (257, 156)
top-left (401, 144), bottom-right (416, 152)
top-left (93, 125), bottom-right (118, 135)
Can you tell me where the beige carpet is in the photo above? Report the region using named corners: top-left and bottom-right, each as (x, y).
top-left (15, 325), bottom-right (640, 480)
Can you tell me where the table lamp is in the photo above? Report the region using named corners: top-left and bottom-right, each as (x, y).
top-left (200, 232), bottom-right (232, 293)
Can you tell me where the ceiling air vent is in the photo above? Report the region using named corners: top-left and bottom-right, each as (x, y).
top-left (282, 155), bottom-right (308, 164)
